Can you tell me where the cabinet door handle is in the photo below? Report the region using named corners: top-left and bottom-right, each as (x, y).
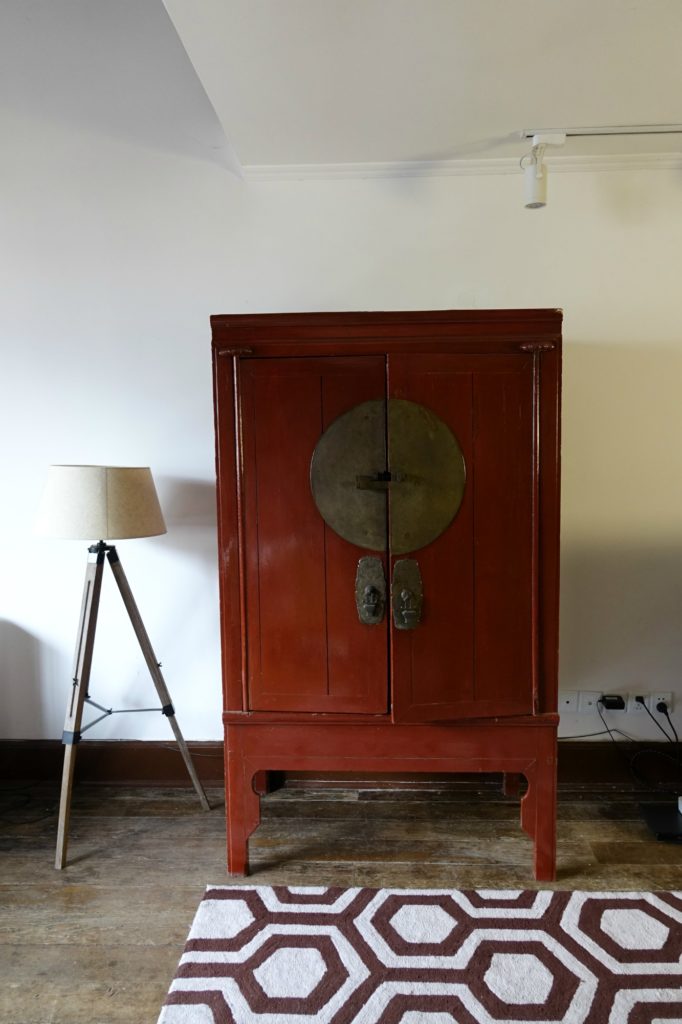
top-left (355, 557), bottom-right (386, 625)
top-left (391, 560), bottom-right (423, 630)
top-left (397, 589), bottom-right (419, 627)
top-left (362, 585), bottom-right (382, 616)
top-left (355, 470), bottom-right (406, 491)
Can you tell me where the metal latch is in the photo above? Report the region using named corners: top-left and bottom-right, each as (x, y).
top-left (391, 559), bottom-right (423, 630)
top-left (355, 557), bottom-right (386, 625)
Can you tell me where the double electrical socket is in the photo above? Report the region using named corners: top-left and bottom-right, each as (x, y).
top-left (559, 690), bottom-right (598, 713)
top-left (627, 692), bottom-right (674, 714)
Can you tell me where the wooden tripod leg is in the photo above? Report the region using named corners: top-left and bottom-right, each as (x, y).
top-left (106, 547), bottom-right (210, 811)
top-left (55, 547), bottom-right (105, 869)
top-left (165, 713), bottom-right (211, 811)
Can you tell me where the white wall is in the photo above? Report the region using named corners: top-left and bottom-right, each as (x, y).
top-left (2, 105), bottom-right (682, 741)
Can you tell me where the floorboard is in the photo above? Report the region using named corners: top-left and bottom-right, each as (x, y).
top-left (1, 780), bottom-right (681, 1023)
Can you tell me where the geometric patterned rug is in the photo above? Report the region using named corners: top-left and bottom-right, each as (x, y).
top-left (157, 885), bottom-right (682, 1023)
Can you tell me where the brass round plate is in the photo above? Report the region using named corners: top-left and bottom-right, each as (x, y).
top-left (388, 398), bottom-right (466, 555)
top-left (310, 398), bottom-right (466, 555)
top-left (310, 399), bottom-right (387, 552)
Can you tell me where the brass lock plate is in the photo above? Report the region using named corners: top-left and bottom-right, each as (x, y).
top-left (355, 557), bottom-right (386, 625)
top-left (391, 559), bottom-right (423, 630)
top-left (310, 399), bottom-right (465, 555)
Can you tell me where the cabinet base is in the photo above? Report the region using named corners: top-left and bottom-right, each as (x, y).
top-left (224, 716), bottom-right (558, 882)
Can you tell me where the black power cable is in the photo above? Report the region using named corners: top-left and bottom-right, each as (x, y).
top-left (597, 698), bottom-right (682, 794)
top-left (640, 699), bottom-right (675, 743)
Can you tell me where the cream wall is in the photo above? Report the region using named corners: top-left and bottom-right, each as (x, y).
top-left (2, 106), bottom-right (681, 741)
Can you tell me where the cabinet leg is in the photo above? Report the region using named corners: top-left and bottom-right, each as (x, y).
top-left (533, 768), bottom-right (557, 882)
top-left (520, 771), bottom-right (535, 840)
top-left (521, 762), bottom-right (557, 882)
top-left (225, 756), bottom-right (261, 876)
top-left (502, 772), bottom-right (522, 798)
top-left (253, 771), bottom-right (270, 796)
top-left (227, 822), bottom-right (250, 876)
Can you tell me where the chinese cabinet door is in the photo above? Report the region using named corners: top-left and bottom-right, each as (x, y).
top-left (389, 352), bottom-right (535, 722)
top-left (239, 355), bottom-right (389, 714)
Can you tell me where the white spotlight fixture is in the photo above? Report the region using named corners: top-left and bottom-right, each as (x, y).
top-left (521, 132), bottom-right (566, 208)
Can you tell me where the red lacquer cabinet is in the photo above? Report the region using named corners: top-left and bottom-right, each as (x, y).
top-left (212, 310), bottom-right (562, 880)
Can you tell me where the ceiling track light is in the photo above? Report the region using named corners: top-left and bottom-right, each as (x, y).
top-left (520, 132), bottom-right (566, 209)
top-left (519, 124), bottom-right (682, 208)
top-left (521, 123), bottom-right (682, 139)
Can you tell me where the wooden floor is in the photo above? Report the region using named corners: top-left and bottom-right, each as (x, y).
top-left (2, 778), bottom-right (682, 1023)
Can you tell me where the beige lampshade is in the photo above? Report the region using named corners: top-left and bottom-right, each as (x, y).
top-left (36, 465), bottom-right (167, 541)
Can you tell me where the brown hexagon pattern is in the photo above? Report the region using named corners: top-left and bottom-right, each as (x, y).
top-left (159, 886), bottom-right (682, 1023)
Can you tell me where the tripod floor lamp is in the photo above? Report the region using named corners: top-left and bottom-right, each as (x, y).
top-left (36, 465), bottom-right (210, 869)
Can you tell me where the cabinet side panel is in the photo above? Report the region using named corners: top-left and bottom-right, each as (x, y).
top-left (538, 345), bottom-right (562, 713)
top-left (473, 365), bottom-right (534, 705)
top-left (213, 353), bottom-right (245, 712)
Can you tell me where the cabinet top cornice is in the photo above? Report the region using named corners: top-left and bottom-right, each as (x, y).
top-left (211, 309), bottom-right (563, 354)
top-left (211, 308), bottom-right (562, 331)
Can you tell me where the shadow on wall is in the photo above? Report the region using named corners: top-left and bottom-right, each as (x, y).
top-left (112, 475), bottom-right (221, 721)
top-left (562, 341), bottom-right (682, 541)
top-left (0, 621), bottom-right (60, 737)
top-left (560, 543), bottom-right (682, 695)
top-left (0, 480), bottom-right (220, 741)
top-left (559, 340), bottom-right (682, 697)
top-left (157, 475), bottom-right (218, 557)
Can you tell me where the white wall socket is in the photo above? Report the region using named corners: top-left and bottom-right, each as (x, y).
top-left (627, 694), bottom-right (647, 713)
top-left (646, 692), bottom-right (674, 712)
top-left (578, 690), bottom-right (601, 713)
top-left (559, 690), bottom-right (578, 712)
top-left (627, 693), bottom-right (674, 713)
top-left (559, 691), bottom-right (674, 715)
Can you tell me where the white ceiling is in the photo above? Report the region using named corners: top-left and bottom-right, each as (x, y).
top-left (2, 1), bottom-right (680, 174)
top-left (0, 0), bottom-right (235, 169)
top-left (163, 0), bottom-right (682, 169)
